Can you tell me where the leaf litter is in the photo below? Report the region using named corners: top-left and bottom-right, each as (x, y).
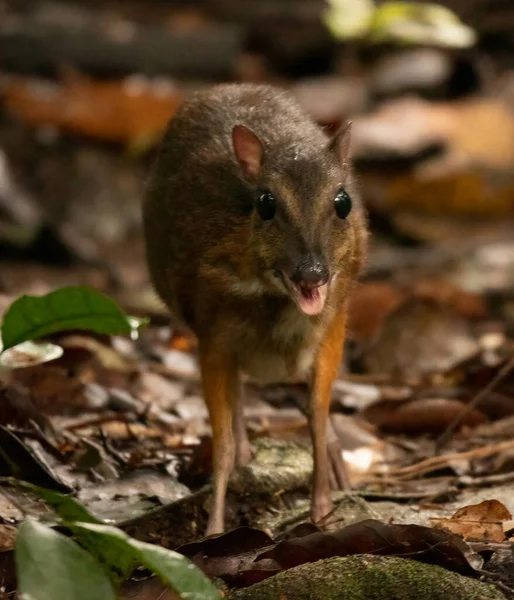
top-left (2, 1), bottom-right (514, 598)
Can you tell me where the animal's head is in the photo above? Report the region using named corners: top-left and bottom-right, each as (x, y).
top-left (232, 121), bottom-right (364, 316)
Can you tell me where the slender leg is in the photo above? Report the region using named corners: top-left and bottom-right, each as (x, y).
top-left (327, 416), bottom-right (350, 491)
top-left (232, 378), bottom-right (252, 467)
top-left (288, 383), bottom-right (349, 490)
top-left (310, 307), bottom-right (348, 524)
top-left (198, 345), bottom-right (237, 536)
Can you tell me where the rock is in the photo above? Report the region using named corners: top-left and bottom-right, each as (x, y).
top-left (230, 437), bottom-right (313, 495)
top-left (228, 555), bottom-right (506, 600)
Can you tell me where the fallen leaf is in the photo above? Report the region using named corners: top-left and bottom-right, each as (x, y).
top-left (431, 499), bottom-right (512, 543)
top-left (0, 427), bottom-right (71, 492)
top-left (2, 74), bottom-right (183, 145)
top-left (362, 397), bottom-right (486, 435)
top-left (386, 171), bottom-right (514, 218)
top-left (168, 331), bottom-right (197, 353)
top-left (352, 97), bottom-right (514, 173)
top-left (0, 524), bottom-right (17, 552)
top-left (178, 519), bottom-right (479, 588)
top-left (363, 297), bottom-right (480, 377)
top-left (12, 365), bottom-right (88, 414)
top-left (347, 282), bottom-right (404, 342)
top-left (0, 341), bottom-right (63, 370)
top-left (258, 519), bottom-right (478, 575)
top-left (347, 279), bottom-right (486, 344)
top-left (59, 335), bottom-right (134, 372)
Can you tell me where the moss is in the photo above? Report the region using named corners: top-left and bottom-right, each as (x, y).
top-left (229, 438), bottom-right (313, 495)
top-left (228, 555), bottom-right (506, 600)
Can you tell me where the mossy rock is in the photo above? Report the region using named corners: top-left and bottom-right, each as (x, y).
top-left (230, 437), bottom-right (313, 495)
top-left (228, 555), bottom-right (506, 600)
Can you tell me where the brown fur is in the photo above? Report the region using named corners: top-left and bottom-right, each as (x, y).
top-left (143, 83), bottom-right (368, 534)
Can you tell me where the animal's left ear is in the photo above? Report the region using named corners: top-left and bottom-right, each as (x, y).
top-left (328, 121), bottom-right (352, 166)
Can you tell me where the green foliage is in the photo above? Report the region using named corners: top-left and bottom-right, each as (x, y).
top-left (13, 480), bottom-right (100, 524)
top-left (14, 484), bottom-right (221, 599)
top-left (0, 287), bottom-right (148, 371)
top-left (0, 286), bottom-right (147, 352)
top-left (16, 520), bottom-right (117, 600)
top-left (71, 523), bottom-right (221, 599)
top-left (324, 0), bottom-right (476, 47)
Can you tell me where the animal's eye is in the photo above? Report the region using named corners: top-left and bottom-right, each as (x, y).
top-left (334, 188), bottom-right (352, 219)
top-left (256, 190), bottom-right (276, 220)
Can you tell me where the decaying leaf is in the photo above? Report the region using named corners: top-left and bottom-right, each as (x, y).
top-left (363, 297), bottom-right (479, 377)
top-left (431, 499), bottom-right (513, 543)
top-left (178, 519), bottom-right (479, 588)
top-left (0, 340), bottom-right (63, 370)
top-left (2, 74), bottom-right (183, 145)
top-left (362, 397), bottom-right (486, 435)
top-left (0, 524), bottom-right (17, 552)
top-left (352, 97), bottom-right (514, 173)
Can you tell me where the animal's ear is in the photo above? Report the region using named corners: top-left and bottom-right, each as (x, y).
top-left (232, 124), bottom-right (263, 180)
top-left (328, 121), bottom-right (352, 167)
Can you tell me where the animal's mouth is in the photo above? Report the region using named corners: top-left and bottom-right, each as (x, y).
top-left (274, 270), bottom-right (332, 316)
top-left (292, 282), bottom-right (329, 316)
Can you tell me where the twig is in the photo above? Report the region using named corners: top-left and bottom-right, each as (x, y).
top-left (368, 439), bottom-right (514, 480)
top-left (458, 470), bottom-right (514, 488)
top-left (477, 569), bottom-right (514, 599)
top-left (64, 412), bottom-right (128, 431)
top-left (436, 353), bottom-right (514, 452)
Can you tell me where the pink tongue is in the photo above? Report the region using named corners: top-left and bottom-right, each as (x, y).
top-left (297, 283), bottom-right (328, 315)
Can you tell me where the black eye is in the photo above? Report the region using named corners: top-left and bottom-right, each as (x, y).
top-left (334, 188), bottom-right (352, 219)
top-left (256, 190), bottom-right (276, 220)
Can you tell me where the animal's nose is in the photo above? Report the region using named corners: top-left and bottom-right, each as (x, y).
top-left (290, 258), bottom-right (329, 289)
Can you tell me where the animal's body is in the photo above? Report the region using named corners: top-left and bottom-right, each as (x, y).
top-left (143, 83), bottom-right (368, 534)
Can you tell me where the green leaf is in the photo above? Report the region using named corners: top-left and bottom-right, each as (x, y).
top-left (0, 340), bottom-right (63, 370)
top-left (369, 2), bottom-right (476, 47)
top-left (11, 484), bottom-right (135, 584)
top-left (15, 520), bottom-right (116, 600)
top-left (13, 480), bottom-right (100, 524)
top-left (323, 0), bottom-right (476, 48)
top-left (71, 523), bottom-right (221, 600)
top-left (131, 538), bottom-right (222, 600)
top-left (0, 286), bottom-right (147, 352)
top-left (323, 0), bottom-right (375, 39)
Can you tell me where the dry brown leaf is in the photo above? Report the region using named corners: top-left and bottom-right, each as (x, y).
top-left (0, 525), bottom-right (17, 553)
top-left (407, 278), bottom-right (487, 319)
top-left (11, 365), bottom-right (88, 414)
top-left (347, 279), bottom-right (485, 343)
top-left (431, 499), bottom-right (512, 542)
top-left (58, 335), bottom-right (133, 371)
top-left (363, 297), bottom-right (479, 377)
top-left (362, 397), bottom-right (486, 435)
top-left (353, 97), bottom-right (514, 173)
top-left (2, 74), bottom-right (183, 144)
top-left (347, 282), bottom-right (404, 342)
top-left (169, 331), bottom-right (197, 353)
top-left (386, 171), bottom-right (514, 218)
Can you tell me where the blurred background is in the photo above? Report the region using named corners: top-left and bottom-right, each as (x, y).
top-left (1, 0), bottom-right (514, 396)
top-left (1, 0), bottom-right (514, 328)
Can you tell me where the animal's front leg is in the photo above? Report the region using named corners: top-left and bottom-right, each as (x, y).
top-left (199, 344), bottom-right (238, 536)
top-left (327, 417), bottom-right (350, 491)
top-left (309, 308), bottom-right (348, 523)
top-left (233, 378), bottom-right (252, 467)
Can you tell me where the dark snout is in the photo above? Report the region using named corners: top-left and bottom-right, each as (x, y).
top-left (290, 256), bottom-right (329, 290)
top-left (280, 254), bottom-right (331, 315)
